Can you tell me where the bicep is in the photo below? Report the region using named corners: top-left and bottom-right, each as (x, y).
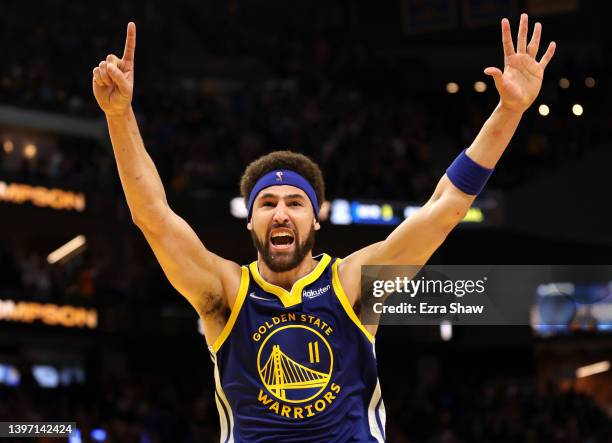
top-left (137, 209), bottom-right (241, 316)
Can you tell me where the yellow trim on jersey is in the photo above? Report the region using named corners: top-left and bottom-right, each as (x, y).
top-left (249, 253), bottom-right (332, 307)
top-left (212, 266), bottom-right (250, 353)
top-left (331, 258), bottom-right (375, 343)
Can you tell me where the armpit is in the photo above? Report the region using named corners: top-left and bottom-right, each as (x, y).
top-left (200, 290), bottom-right (230, 320)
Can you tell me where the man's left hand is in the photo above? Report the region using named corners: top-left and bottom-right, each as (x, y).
top-left (485, 13), bottom-right (556, 113)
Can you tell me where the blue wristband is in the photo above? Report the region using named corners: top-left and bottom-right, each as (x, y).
top-left (446, 149), bottom-right (494, 195)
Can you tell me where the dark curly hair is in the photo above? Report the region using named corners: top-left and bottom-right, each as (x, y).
top-left (240, 151), bottom-right (325, 210)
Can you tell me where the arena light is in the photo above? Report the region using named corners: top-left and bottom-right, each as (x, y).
top-left (538, 104), bottom-right (550, 116)
top-left (585, 77), bottom-right (596, 88)
top-left (440, 320), bottom-right (452, 341)
top-left (473, 81), bottom-right (487, 93)
top-left (23, 143), bottom-right (37, 159)
top-left (330, 199), bottom-right (352, 225)
top-left (463, 207), bottom-right (484, 222)
top-left (446, 82), bottom-right (459, 94)
top-left (60, 366), bottom-right (85, 386)
top-left (536, 282), bottom-right (575, 296)
top-left (91, 429), bottom-right (107, 442)
top-left (0, 363), bottom-right (21, 386)
top-left (230, 197), bottom-right (247, 218)
top-left (32, 365), bottom-right (59, 388)
top-left (576, 360), bottom-right (610, 378)
top-left (572, 104), bottom-right (584, 116)
top-left (559, 78), bottom-right (570, 89)
top-left (47, 235), bottom-right (87, 264)
top-left (2, 140), bottom-right (13, 153)
top-left (352, 202), bottom-right (399, 225)
top-left (68, 429), bottom-right (82, 443)
top-left (404, 205), bottom-right (419, 219)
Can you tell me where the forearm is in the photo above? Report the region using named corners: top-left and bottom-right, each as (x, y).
top-left (465, 103), bottom-right (523, 168)
top-left (106, 107), bottom-right (169, 226)
top-left (430, 104), bottom-right (522, 224)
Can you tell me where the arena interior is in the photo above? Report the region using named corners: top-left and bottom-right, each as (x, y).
top-left (1, 0), bottom-right (611, 442)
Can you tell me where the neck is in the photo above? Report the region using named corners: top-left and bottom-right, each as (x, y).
top-left (257, 254), bottom-right (318, 291)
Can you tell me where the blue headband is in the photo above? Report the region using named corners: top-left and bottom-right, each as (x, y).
top-left (247, 170), bottom-right (319, 221)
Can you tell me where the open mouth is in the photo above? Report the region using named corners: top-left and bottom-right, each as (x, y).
top-left (269, 228), bottom-right (295, 250)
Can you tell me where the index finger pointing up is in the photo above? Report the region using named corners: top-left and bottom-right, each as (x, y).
top-left (122, 22), bottom-right (136, 64)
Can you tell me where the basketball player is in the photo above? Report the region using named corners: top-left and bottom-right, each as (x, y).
top-left (92, 14), bottom-right (555, 442)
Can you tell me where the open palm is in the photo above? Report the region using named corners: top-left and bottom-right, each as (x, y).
top-left (485, 14), bottom-right (556, 113)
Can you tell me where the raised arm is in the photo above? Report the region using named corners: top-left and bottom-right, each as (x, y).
top-left (339, 14), bottom-right (556, 306)
top-left (92, 23), bottom-right (241, 343)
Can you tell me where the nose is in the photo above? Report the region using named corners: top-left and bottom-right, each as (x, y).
top-left (272, 201), bottom-right (290, 224)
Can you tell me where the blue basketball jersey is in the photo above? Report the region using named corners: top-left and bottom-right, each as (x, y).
top-left (208, 253), bottom-right (386, 443)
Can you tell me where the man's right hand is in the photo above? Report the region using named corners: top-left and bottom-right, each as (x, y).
top-left (93, 22), bottom-right (136, 117)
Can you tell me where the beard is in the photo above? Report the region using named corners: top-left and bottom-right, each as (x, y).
top-left (251, 222), bottom-right (316, 273)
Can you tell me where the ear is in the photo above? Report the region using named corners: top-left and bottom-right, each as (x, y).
top-left (247, 221), bottom-right (253, 230)
top-left (314, 219), bottom-right (321, 231)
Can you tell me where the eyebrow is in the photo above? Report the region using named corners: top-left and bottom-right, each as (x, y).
top-left (258, 193), bottom-right (306, 200)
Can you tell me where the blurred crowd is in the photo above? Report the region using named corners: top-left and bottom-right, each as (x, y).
top-left (2, 364), bottom-right (610, 443)
top-left (0, 238), bottom-right (174, 308)
top-left (1, 0), bottom-right (607, 206)
top-left (386, 376), bottom-right (611, 443)
top-left (1, 360), bottom-right (220, 443)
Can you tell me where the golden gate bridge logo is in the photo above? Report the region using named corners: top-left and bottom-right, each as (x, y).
top-left (257, 325), bottom-right (333, 403)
